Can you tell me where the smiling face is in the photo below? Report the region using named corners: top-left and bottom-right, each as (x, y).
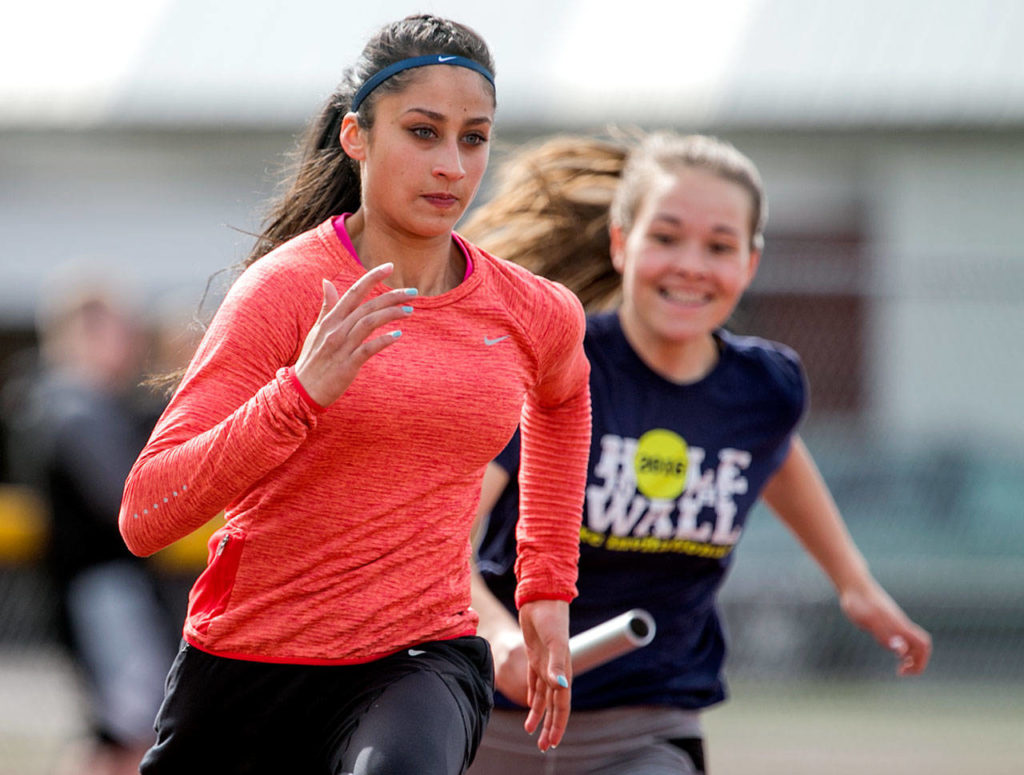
top-left (341, 65), bottom-right (494, 240)
top-left (611, 165), bottom-right (761, 356)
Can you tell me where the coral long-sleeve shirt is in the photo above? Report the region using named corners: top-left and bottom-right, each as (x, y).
top-left (119, 219), bottom-right (591, 664)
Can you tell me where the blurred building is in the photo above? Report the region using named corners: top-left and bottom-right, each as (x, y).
top-left (1, 0), bottom-right (1022, 680)
top-left (3, 0), bottom-right (1022, 446)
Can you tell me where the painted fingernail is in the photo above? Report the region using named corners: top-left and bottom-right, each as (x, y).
top-left (401, 306), bottom-right (414, 314)
top-left (391, 331), bottom-right (402, 339)
top-left (556, 675), bottom-right (568, 688)
top-left (888, 636), bottom-right (907, 653)
top-left (404, 288), bottom-right (419, 296)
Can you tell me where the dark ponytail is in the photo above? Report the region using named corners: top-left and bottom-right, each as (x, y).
top-left (245, 14), bottom-right (495, 268)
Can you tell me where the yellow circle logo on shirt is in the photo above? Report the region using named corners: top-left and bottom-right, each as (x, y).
top-left (634, 429), bottom-right (689, 500)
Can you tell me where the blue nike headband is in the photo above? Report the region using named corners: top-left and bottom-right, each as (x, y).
top-left (350, 54), bottom-right (495, 113)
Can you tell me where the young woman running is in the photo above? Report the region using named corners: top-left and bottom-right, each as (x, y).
top-left (463, 132), bottom-right (932, 774)
top-left (119, 16), bottom-right (590, 774)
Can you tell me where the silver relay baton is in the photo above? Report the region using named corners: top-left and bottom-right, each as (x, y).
top-left (569, 609), bottom-right (656, 675)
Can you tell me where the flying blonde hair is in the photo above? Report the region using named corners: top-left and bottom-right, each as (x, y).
top-left (459, 134), bottom-right (629, 312)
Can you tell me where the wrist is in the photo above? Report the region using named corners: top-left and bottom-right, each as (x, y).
top-left (836, 568), bottom-right (882, 603)
top-left (287, 366), bottom-right (328, 412)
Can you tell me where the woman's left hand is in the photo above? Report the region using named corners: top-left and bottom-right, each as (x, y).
top-left (518, 599), bottom-right (572, 751)
top-left (840, 579), bottom-right (932, 675)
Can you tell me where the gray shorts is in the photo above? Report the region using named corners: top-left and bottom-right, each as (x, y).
top-left (468, 706), bottom-right (704, 775)
top-left (65, 560), bottom-right (174, 746)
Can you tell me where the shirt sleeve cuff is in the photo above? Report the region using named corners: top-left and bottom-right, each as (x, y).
top-left (285, 366), bottom-right (328, 413)
top-left (515, 590), bottom-right (576, 610)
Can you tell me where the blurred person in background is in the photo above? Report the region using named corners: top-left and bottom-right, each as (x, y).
top-left (461, 132), bottom-right (932, 775)
top-left (2, 265), bottom-right (176, 775)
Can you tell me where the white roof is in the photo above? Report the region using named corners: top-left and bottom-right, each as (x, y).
top-left (4, 0), bottom-right (1022, 129)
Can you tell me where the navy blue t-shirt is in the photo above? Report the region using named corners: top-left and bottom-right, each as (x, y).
top-left (476, 311), bottom-right (806, 711)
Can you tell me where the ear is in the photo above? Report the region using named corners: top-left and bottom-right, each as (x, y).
top-left (340, 113), bottom-right (367, 161)
top-left (609, 224), bottom-right (628, 275)
top-left (744, 247), bottom-right (762, 287)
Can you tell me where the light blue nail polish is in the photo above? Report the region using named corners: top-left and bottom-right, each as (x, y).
top-left (404, 288), bottom-right (419, 296)
top-left (402, 306), bottom-right (414, 313)
top-left (391, 330), bottom-right (402, 338)
top-left (556, 675), bottom-right (568, 688)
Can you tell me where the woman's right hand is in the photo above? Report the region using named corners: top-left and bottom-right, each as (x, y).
top-left (294, 263), bottom-right (415, 407)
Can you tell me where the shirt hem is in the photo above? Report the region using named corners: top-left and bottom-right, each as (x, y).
top-left (183, 627), bottom-right (478, 666)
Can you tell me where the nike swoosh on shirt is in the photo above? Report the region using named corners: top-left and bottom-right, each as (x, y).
top-left (408, 649), bottom-right (426, 656)
top-left (484, 335), bottom-right (510, 346)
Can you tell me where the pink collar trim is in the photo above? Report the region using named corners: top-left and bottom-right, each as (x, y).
top-left (331, 214), bottom-right (473, 281)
